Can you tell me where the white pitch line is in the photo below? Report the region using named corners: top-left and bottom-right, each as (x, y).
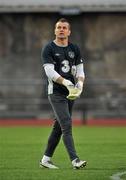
top-left (110, 171), bottom-right (126, 180)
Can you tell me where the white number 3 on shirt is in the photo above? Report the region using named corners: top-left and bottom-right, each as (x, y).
top-left (61, 60), bottom-right (70, 73)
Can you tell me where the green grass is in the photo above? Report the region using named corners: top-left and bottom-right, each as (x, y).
top-left (0, 126), bottom-right (126, 180)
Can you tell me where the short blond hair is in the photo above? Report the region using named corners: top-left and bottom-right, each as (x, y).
top-left (55, 18), bottom-right (71, 30)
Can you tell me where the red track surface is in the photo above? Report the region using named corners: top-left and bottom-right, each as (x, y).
top-left (87, 119), bottom-right (126, 126)
top-left (0, 118), bottom-right (126, 126)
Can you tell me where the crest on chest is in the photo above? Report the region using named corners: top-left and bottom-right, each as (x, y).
top-left (68, 51), bottom-right (75, 59)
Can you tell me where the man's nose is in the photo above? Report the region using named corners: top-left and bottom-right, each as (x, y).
top-left (60, 27), bottom-right (64, 30)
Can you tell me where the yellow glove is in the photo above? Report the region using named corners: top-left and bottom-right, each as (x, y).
top-left (67, 86), bottom-right (81, 100)
top-left (67, 81), bottom-right (83, 100)
top-left (62, 79), bottom-right (77, 100)
top-left (75, 81), bottom-right (83, 96)
top-left (62, 79), bottom-right (82, 100)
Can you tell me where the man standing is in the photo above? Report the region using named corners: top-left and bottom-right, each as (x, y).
top-left (40, 18), bottom-right (87, 169)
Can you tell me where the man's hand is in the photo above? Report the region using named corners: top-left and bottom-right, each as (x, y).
top-left (67, 86), bottom-right (81, 100)
top-left (62, 79), bottom-right (83, 100)
top-left (62, 79), bottom-right (74, 88)
top-left (75, 81), bottom-right (83, 94)
top-left (75, 81), bottom-right (83, 91)
top-left (62, 79), bottom-right (77, 100)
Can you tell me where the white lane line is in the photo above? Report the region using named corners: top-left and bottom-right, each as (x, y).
top-left (110, 171), bottom-right (126, 180)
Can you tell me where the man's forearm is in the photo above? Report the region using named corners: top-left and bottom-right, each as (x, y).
top-left (55, 76), bottom-right (64, 84)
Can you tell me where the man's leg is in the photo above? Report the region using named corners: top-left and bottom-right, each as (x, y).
top-left (40, 119), bottom-right (62, 169)
top-left (48, 94), bottom-right (78, 161)
top-left (68, 99), bottom-right (74, 117)
top-left (44, 120), bottom-right (62, 157)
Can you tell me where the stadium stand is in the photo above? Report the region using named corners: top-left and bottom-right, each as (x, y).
top-left (0, 0), bottom-right (126, 12)
top-left (0, 0), bottom-right (126, 125)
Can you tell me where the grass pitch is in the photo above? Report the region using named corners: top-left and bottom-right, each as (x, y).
top-left (0, 126), bottom-right (126, 180)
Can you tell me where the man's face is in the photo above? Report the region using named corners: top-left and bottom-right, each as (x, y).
top-left (54, 22), bottom-right (71, 39)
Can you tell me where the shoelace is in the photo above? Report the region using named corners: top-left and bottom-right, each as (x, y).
top-left (75, 158), bottom-right (80, 163)
top-left (47, 161), bottom-right (54, 165)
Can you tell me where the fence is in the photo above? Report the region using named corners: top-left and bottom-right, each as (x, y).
top-left (0, 79), bottom-right (126, 121)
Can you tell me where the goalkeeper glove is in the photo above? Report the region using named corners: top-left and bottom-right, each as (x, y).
top-left (62, 79), bottom-right (77, 100)
top-left (62, 79), bottom-right (83, 100)
top-left (67, 86), bottom-right (81, 100)
top-left (62, 79), bottom-right (74, 88)
top-left (75, 80), bottom-right (83, 97)
top-left (67, 80), bottom-right (84, 100)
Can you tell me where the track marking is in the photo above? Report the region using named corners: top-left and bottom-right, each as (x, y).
top-left (110, 171), bottom-right (126, 180)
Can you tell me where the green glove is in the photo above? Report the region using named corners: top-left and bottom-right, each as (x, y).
top-left (67, 86), bottom-right (81, 100)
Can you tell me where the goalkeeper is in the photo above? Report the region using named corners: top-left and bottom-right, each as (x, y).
top-left (40, 18), bottom-right (86, 169)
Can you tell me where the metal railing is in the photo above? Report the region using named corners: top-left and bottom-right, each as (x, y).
top-left (0, 79), bottom-right (126, 119)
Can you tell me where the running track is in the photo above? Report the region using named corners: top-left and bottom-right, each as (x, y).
top-left (0, 118), bottom-right (126, 126)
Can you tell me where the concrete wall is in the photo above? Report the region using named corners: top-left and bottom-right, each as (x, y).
top-left (0, 13), bottom-right (126, 118)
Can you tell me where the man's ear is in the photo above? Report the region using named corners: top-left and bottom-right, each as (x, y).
top-left (68, 30), bottom-right (71, 36)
